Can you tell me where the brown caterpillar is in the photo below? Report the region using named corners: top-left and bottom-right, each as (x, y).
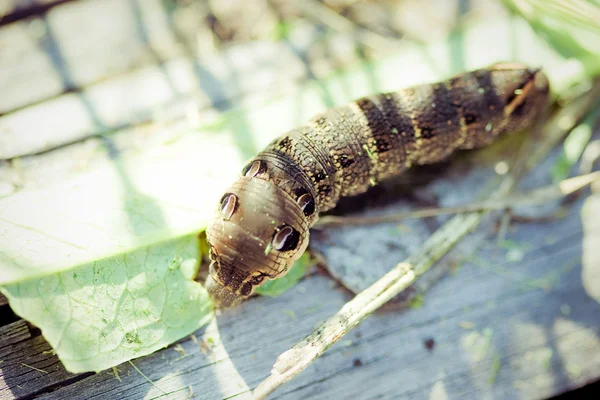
top-left (205, 63), bottom-right (550, 307)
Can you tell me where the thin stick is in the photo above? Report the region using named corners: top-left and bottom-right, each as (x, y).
top-left (253, 83), bottom-right (600, 400)
top-left (21, 363), bottom-right (49, 374)
top-left (315, 171), bottom-right (600, 227)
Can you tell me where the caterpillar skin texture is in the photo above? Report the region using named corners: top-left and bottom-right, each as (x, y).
top-left (205, 63), bottom-right (550, 307)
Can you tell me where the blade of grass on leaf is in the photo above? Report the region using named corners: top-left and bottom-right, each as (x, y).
top-left (315, 171), bottom-right (600, 227)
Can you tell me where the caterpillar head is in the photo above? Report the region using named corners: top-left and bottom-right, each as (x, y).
top-left (489, 63), bottom-right (550, 129)
top-left (205, 161), bottom-right (311, 307)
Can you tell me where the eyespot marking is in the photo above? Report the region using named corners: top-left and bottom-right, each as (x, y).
top-left (272, 225), bottom-right (300, 251)
top-left (297, 192), bottom-right (315, 216)
top-left (220, 193), bottom-right (237, 220)
top-left (243, 160), bottom-right (267, 178)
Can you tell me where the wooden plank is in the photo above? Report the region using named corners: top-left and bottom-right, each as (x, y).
top-left (0, 332), bottom-right (87, 400)
top-left (0, 21), bottom-right (369, 159)
top-left (0, 0), bottom-right (354, 117)
top-left (0, 38), bottom-right (306, 159)
top-left (0, 320), bottom-right (31, 349)
top-left (0, 0), bottom-right (197, 114)
top-left (23, 190), bottom-right (600, 399)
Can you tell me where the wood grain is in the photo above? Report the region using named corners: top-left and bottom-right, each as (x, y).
top-left (0, 335), bottom-right (89, 400)
top-left (0, 319), bottom-right (30, 349)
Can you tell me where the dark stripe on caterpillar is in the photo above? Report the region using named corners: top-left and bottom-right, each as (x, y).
top-left (205, 63), bottom-right (550, 307)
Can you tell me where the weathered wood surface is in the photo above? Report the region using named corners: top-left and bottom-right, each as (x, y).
top-left (0, 320), bottom-right (93, 400)
top-left (1, 190), bottom-right (599, 399)
top-left (0, 0), bottom-right (370, 159)
top-left (1, 0), bottom-right (599, 399)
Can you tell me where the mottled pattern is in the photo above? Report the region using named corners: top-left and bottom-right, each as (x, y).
top-left (205, 63), bottom-right (551, 306)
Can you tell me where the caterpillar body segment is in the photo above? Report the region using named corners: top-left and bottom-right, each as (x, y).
top-left (205, 64), bottom-right (550, 307)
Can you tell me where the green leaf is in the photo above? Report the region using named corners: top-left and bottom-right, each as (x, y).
top-left (0, 234), bottom-right (212, 373)
top-left (256, 253), bottom-right (315, 297)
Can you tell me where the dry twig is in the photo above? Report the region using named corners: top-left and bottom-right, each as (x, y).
top-left (315, 171), bottom-right (600, 227)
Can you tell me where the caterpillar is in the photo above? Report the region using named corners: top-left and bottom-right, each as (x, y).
top-left (205, 63), bottom-right (550, 307)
